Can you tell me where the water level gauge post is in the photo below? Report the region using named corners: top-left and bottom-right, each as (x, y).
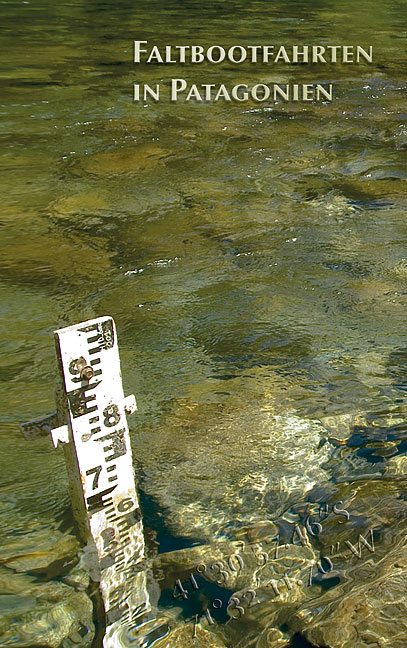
top-left (20, 316), bottom-right (165, 646)
top-left (52, 317), bottom-right (151, 631)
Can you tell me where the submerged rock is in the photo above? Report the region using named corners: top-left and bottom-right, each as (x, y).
top-left (277, 479), bottom-right (407, 648)
top-left (151, 465), bottom-right (407, 648)
top-left (0, 567), bottom-right (94, 648)
top-left (291, 535), bottom-right (407, 648)
top-left (0, 529), bottom-right (79, 576)
top-left (0, 232), bottom-right (112, 286)
top-left (154, 622), bottom-right (228, 648)
top-left (49, 192), bottom-right (109, 219)
top-left (0, 529), bottom-right (94, 648)
top-left (254, 626), bottom-right (290, 647)
top-left (142, 398), bottom-right (333, 540)
top-left (153, 534), bottom-right (317, 592)
top-left (79, 145), bottom-right (170, 176)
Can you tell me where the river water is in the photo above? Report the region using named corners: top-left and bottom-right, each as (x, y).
top-left (1, 1), bottom-right (407, 647)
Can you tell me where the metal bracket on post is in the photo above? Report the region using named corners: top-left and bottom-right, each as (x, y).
top-left (20, 316), bottom-right (169, 646)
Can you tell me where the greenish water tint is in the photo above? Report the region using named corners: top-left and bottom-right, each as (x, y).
top-left (1, 0), bottom-right (407, 646)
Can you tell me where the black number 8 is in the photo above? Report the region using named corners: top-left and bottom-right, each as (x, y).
top-left (103, 404), bottom-right (121, 427)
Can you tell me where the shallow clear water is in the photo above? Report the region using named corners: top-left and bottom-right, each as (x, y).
top-left (2, 0), bottom-right (407, 646)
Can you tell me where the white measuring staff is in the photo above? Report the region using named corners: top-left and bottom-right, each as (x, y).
top-left (21, 316), bottom-right (169, 646)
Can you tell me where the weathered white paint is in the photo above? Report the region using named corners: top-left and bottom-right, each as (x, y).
top-left (52, 317), bottom-right (151, 639)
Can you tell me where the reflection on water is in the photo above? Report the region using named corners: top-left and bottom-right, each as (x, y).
top-left (1, 0), bottom-right (407, 646)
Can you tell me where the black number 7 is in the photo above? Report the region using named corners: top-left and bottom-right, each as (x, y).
top-left (86, 465), bottom-right (102, 490)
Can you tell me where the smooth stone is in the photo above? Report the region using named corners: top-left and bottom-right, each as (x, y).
top-left (0, 529), bottom-right (79, 576)
top-left (292, 539), bottom-right (407, 648)
top-left (319, 413), bottom-right (367, 442)
top-left (153, 538), bottom-right (317, 616)
top-left (0, 579), bottom-right (94, 648)
top-left (284, 484), bottom-right (407, 647)
top-left (153, 541), bottom-right (252, 592)
top-left (153, 622), bottom-right (228, 647)
top-left (142, 400), bottom-right (332, 540)
top-left (62, 564), bottom-right (90, 592)
top-left (385, 455), bottom-right (407, 475)
top-left (0, 594), bottom-right (36, 615)
top-left (80, 145), bottom-right (169, 176)
top-left (255, 625), bottom-right (290, 647)
top-left (49, 192), bottom-right (109, 218)
top-left (0, 233), bottom-right (112, 286)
